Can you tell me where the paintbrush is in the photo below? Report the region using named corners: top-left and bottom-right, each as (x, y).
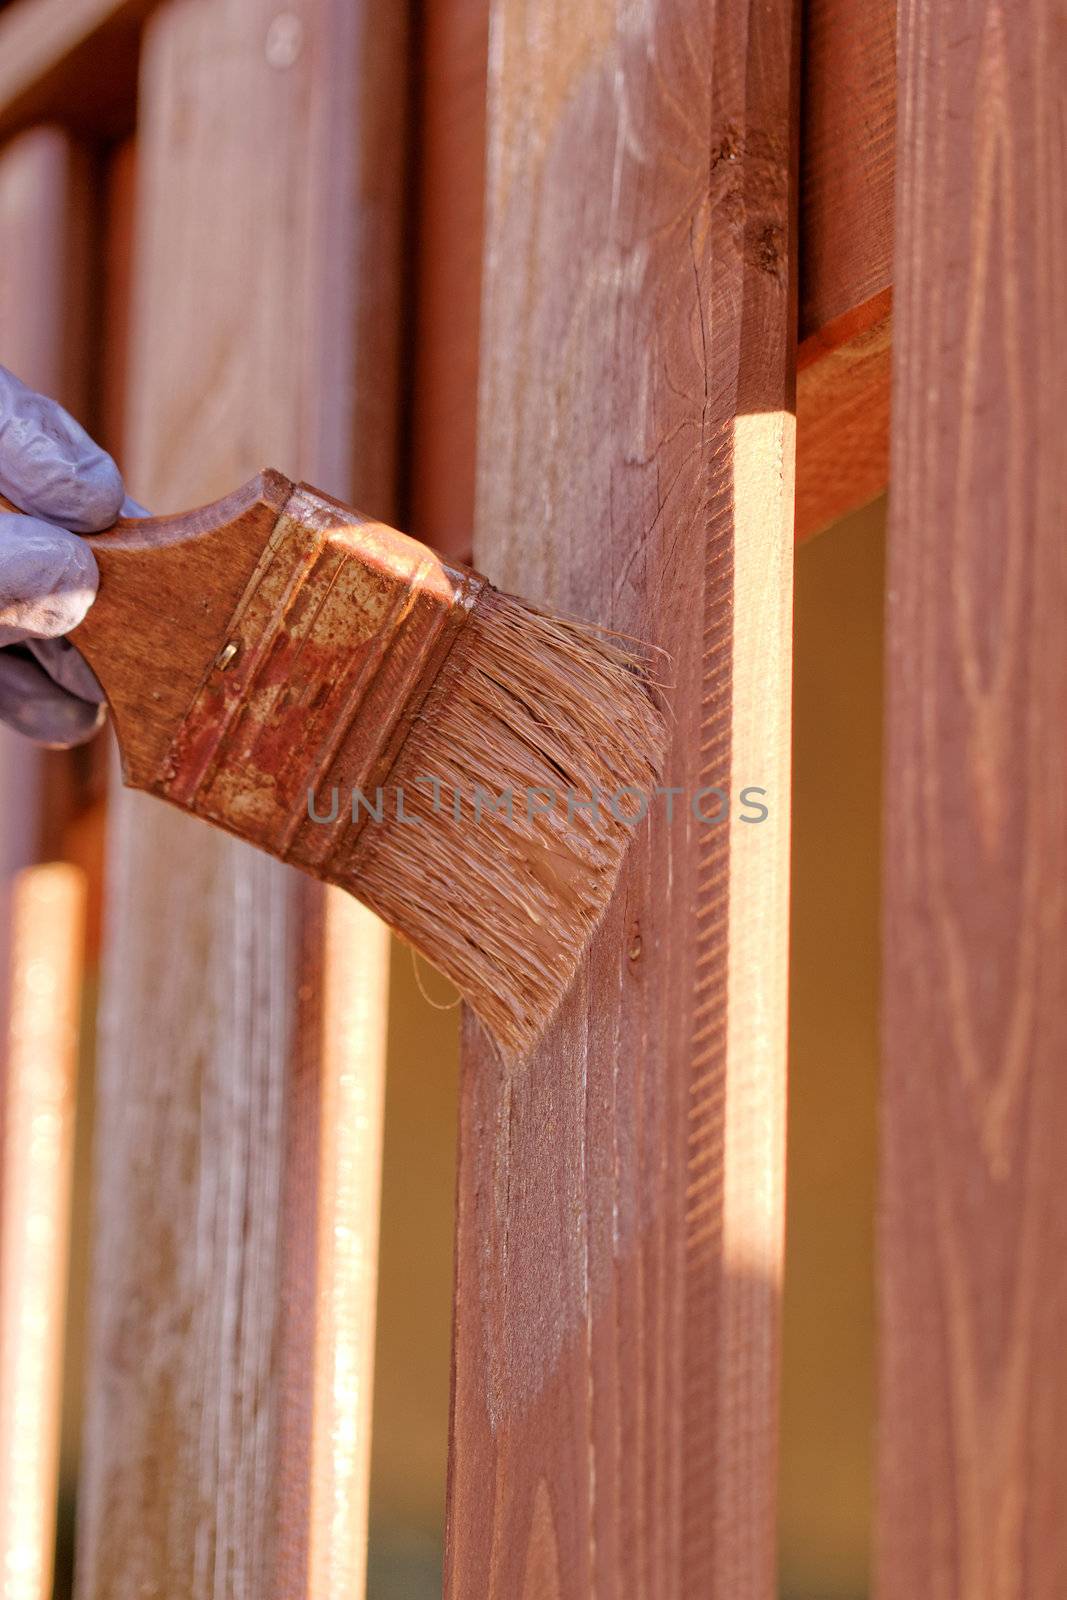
top-left (3, 473), bottom-right (666, 1059)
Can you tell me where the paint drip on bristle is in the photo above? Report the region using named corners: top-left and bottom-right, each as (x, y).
top-left (350, 586), bottom-right (668, 1060)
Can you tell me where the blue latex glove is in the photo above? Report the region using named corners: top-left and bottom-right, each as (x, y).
top-left (0, 365), bottom-right (131, 748)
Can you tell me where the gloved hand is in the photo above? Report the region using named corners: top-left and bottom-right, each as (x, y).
top-left (0, 365), bottom-right (131, 748)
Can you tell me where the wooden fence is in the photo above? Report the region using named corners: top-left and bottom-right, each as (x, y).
top-left (0, 0), bottom-right (1062, 1595)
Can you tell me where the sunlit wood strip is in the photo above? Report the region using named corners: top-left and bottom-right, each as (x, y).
top-left (306, 894), bottom-right (389, 1597)
top-left (0, 865), bottom-right (86, 1600)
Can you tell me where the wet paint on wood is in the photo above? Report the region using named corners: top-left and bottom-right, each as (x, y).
top-left (447, 0), bottom-right (799, 1594)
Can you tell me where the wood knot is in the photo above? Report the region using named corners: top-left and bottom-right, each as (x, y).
top-left (710, 124), bottom-right (743, 169)
top-left (751, 223), bottom-right (786, 277)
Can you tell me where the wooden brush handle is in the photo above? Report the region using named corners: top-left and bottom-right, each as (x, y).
top-left (79, 472), bottom-right (293, 780)
top-left (2, 471), bottom-right (298, 779)
top-left (0, 473), bottom-right (485, 870)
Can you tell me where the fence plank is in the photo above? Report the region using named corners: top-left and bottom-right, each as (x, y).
top-left (879, 1), bottom-right (1067, 1595)
top-left (75, 2), bottom-right (407, 1595)
top-left (446, 2), bottom-right (798, 1595)
top-left (0, 126), bottom-right (93, 1600)
top-left (0, 127), bottom-right (90, 1009)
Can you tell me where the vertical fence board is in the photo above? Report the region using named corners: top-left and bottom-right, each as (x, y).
top-left (879, 1), bottom-right (1067, 1595)
top-left (0, 126), bottom-right (91, 1600)
top-left (0, 127), bottom-right (90, 1026)
top-left (446, 2), bottom-right (798, 1595)
top-left (76, 2), bottom-right (407, 1595)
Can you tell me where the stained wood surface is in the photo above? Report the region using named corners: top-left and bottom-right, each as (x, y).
top-left (405, 0), bottom-right (894, 552)
top-left (0, 0), bottom-right (150, 142)
top-left (75, 2), bottom-right (407, 1595)
top-left (408, 0), bottom-right (489, 560)
top-left (796, 0), bottom-right (894, 531)
top-left (796, 290), bottom-right (891, 540)
top-left (447, 1), bottom-right (798, 1595)
top-left (878, 1), bottom-right (1067, 1595)
top-left (0, 866), bottom-right (85, 1600)
top-left (799, 0), bottom-right (894, 338)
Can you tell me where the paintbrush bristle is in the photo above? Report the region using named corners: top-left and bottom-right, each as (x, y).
top-left (350, 586), bottom-right (668, 1059)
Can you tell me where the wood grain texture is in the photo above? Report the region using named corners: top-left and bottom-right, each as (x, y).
top-left (796, 289), bottom-right (891, 540)
top-left (446, 2), bottom-right (798, 1595)
top-left (0, 866), bottom-right (85, 1600)
top-left (404, 0), bottom-right (895, 555)
top-left (799, 0), bottom-right (895, 338)
top-left (0, 0), bottom-right (150, 142)
top-left (408, 0), bottom-right (896, 561)
top-left (878, 1), bottom-right (1067, 1596)
top-left (75, 1), bottom-right (407, 1595)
